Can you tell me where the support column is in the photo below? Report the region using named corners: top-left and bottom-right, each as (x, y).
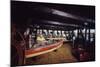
top-left (88, 27), bottom-right (91, 45)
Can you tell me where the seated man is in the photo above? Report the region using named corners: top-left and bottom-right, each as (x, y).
top-left (48, 34), bottom-right (54, 44)
top-left (36, 34), bottom-right (47, 47)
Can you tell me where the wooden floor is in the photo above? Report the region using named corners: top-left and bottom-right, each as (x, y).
top-left (26, 43), bottom-right (77, 65)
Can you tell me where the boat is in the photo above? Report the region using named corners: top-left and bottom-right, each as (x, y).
top-left (25, 40), bottom-right (64, 58)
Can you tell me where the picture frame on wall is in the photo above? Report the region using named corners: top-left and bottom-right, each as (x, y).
top-left (11, 0), bottom-right (95, 66)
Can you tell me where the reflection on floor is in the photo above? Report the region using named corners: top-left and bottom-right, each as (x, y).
top-left (26, 43), bottom-right (77, 65)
